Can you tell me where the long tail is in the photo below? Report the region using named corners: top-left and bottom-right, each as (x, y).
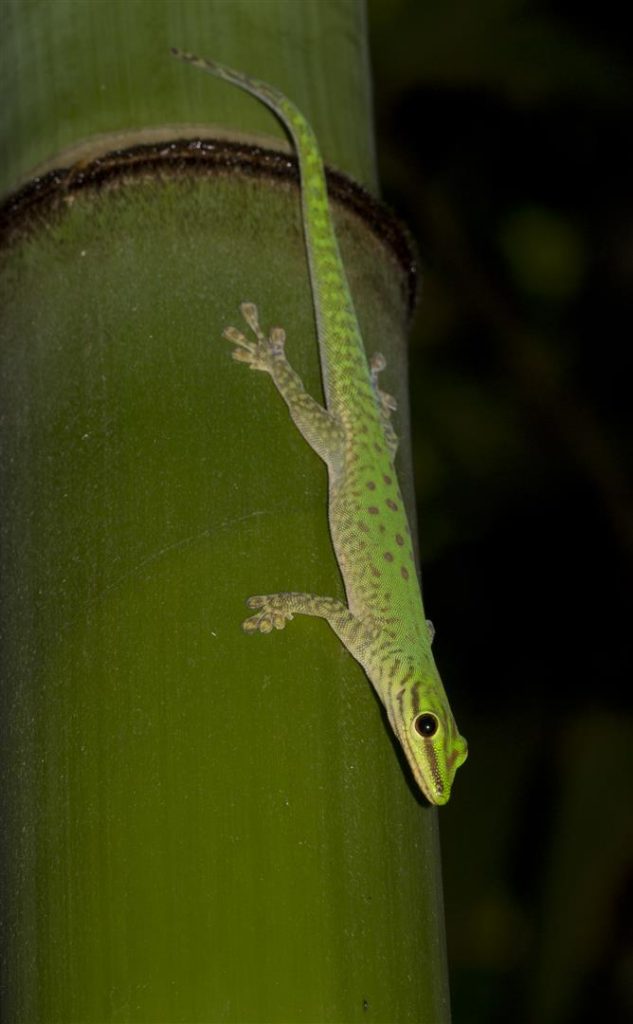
top-left (171, 48), bottom-right (378, 421)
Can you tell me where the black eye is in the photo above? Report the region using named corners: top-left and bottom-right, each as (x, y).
top-left (414, 713), bottom-right (439, 738)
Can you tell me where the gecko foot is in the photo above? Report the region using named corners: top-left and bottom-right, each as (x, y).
top-left (370, 352), bottom-right (399, 456)
top-left (223, 302), bottom-right (286, 374)
top-left (370, 352), bottom-right (398, 419)
top-left (242, 594), bottom-right (294, 634)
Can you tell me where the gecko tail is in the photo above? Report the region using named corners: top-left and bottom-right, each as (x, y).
top-left (170, 46), bottom-right (372, 422)
top-left (170, 47), bottom-right (285, 116)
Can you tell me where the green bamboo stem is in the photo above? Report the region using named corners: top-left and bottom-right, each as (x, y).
top-left (0, 2), bottom-right (451, 1021)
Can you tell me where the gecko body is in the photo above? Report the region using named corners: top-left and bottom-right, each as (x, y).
top-left (172, 49), bottom-right (467, 803)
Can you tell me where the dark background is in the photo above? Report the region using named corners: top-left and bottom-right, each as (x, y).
top-left (368, 2), bottom-right (632, 1022)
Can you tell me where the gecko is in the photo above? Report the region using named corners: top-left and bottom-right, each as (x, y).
top-left (171, 49), bottom-right (468, 804)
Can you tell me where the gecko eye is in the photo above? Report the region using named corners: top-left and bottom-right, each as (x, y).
top-left (414, 713), bottom-right (439, 738)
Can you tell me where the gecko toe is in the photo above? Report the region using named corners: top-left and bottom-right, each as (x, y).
top-left (270, 327), bottom-right (286, 355)
top-left (242, 611), bottom-right (280, 634)
top-left (240, 302), bottom-right (264, 339)
top-left (370, 352), bottom-right (387, 373)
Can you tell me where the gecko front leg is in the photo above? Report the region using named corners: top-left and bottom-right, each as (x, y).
top-left (224, 303), bottom-right (344, 470)
top-left (243, 592), bottom-right (377, 666)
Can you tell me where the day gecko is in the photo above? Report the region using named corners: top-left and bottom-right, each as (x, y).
top-left (172, 49), bottom-right (468, 803)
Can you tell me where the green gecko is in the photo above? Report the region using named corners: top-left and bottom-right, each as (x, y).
top-left (172, 49), bottom-right (468, 804)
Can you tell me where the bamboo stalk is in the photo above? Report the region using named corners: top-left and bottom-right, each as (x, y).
top-left (0, 2), bottom-right (451, 1020)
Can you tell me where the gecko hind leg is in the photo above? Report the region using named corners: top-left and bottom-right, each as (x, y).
top-left (223, 302), bottom-right (285, 373)
top-left (223, 303), bottom-right (344, 468)
top-left (370, 352), bottom-right (399, 457)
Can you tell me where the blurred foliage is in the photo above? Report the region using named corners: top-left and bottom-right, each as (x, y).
top-left (368, 1), bottom-right (633, 1022)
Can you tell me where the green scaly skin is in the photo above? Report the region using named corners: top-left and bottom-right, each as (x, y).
top-left (172, 49), bottom-right (468, 803)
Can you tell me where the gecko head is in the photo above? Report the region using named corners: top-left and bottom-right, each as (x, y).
top-left (392, 678), bottom-right (468, 805)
